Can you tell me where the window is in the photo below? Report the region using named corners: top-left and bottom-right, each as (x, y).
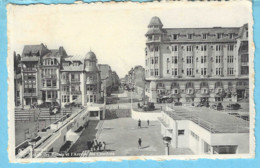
top-left (227, 67), bottom-right (234, 75)
top-left (216, 55), bottom-right (222, 63)
top-left (201, 56), bottom-right (207, 63)
top-left (151, 58), bottom-right (154, 64)
top-left (216, 68), bottom-right (223, 75)
top-left (155, 69), bottom-right (159, 76)
top-left (145, 47), bottom-right (148, 56)
top-left (186, 68), bottom-right (194, 76)
top-left (229, 33), bottom-right (233, 39)
top-left (186, 46), bottom-right (193, 52)
top-left (227, 55), bottom-right (234, 63)
top-left (186, 56), bottom-right (193, 64)
top-left (172, 68), bottom-right (178, 76)
top-left (52, 80), bottom-right (56, 87)
top-left (155, 46), bottom-right (159, 52)
top-left (227, 45), bottom-right (234, 51)
top-left (188, 34), bottom-right (193, 40)
top-left (241, 66), bottom-right (249, 75)
top-left (173, 34), bottom-right (178, 40)
top-left (201, 45), bottom-right (207, 51)
top-left (201, 68), bottom-right (207, 76)
top-left (178, 130), bottom-right (185, 135)
top-left (172, 45), bottom-right (178, 51)
top-left (90, 111), bottom-right (98, 117)
top-left (155, 57), bottom-right (158, 64)
top-left (241, 54), bottom-right (248, 62)
top-left (172, 56), bottom-right (178, 64)
top-left (217, 33), bottom-right (222, 39)
top-left (216, 45), bottom-right (223, 51)
top-left (202, 33), bottom-right (207, 39)
top-left (47, 80), bottom-right (51, 87)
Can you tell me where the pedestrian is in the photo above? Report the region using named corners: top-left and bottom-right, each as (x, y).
top-left (138, 102), bottom-right (140, 108)
top-left (147, 120), bottom-right (149, 126)
top-left (91, 140), bottom-right (95, 152)
top-left (98, 142), bottom-right (102, 151)
top-left (138, 119), bottom-right (141, 128)
top-left (138, 138), bottom-right (142, 149)
top-left (103, 141), bottom-right (106, 151)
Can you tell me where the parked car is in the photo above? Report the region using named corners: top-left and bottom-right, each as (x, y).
top-left (37, 102), bottom-right (60, 109)
top-left (142, 102), bottom-right (155, 111)
top-left (174, 102), bottom-right (182, 106)
top-left (226, 103), bottom-right (241, 110)
top-left (196, 101), bottom-right (209, 107)
top-left (211, 103), bottom-right (223, 111)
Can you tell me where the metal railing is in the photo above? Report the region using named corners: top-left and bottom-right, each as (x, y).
top-left (164, 106), bottom-right (249, 133)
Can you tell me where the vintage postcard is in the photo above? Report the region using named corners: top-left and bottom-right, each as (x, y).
top-left (7, 1), bottom-right (254, 162)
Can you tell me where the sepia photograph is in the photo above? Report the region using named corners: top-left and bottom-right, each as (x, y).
top-left (7, 1), bottom-right (254, 162)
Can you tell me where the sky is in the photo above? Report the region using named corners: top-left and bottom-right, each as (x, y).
top-left (7, 1), bottom-right (251, 78)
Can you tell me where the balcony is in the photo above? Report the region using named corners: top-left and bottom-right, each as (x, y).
top-left (61, 80), bottom-right (70, 85)
top-left (23, 92), bottom-right (37, 97)
top-left (86, 80), bottom-right (97, 85)
top-left (71, 90), bottom-right (82, 95)
top-left (23, 68), bottom-right (37, 72)
top-left (241, 62), bottom-right (248, 66)
top-left (71, 79), bottom-right (81, 83)
top-left (42, 74), bottom-right (57, 79)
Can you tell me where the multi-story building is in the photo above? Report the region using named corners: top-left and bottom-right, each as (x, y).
top-left (14, 44), bottom-right (102, 108)
top-left (98, 64), bottom-right (113, 96)
top-left (60, 51), bottom-right (101, 107)
top-left (145, 16), bottom-right (249, 104)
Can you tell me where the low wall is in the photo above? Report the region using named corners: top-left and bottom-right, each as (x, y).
top-left (131, 108), bottom-right (161, 121)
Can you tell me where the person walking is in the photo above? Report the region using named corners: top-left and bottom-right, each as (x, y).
top-left (138, 138), bottom-right (142, 149)
top-left (98, 142), bottom-right (102, 151)
top-left (138, 119), bottom-right (141, 128)
top-left (147, 120), bottom-right (150, 126)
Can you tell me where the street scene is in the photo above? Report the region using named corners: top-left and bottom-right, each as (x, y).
top-left (9, 2), bottom-right (252, 160)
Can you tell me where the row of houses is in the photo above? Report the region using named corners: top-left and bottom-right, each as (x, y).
top-left (13, 44), bottom-right (120, 108)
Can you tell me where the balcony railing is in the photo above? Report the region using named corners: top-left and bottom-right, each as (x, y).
top-left (23, 92), bottom-right (37, 97)
top-left (71, 90), bottom-right (82, 95)
top-left (71, 79), bottom-right (81, 83)
top-left (23, 68), bottom-right (37, 72)
top-left (42, 74), bottom-right (57, 79)
top-left (61, 80), bottom-right (70, 85)
top-left (241, 62), bottom-right (248, 66)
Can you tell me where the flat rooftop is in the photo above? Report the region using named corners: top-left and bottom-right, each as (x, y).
top-left (164, 106), bottom-right (249, 133)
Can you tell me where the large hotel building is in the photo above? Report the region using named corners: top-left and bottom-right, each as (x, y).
top-left (145, 17), bottom-right (249, 104)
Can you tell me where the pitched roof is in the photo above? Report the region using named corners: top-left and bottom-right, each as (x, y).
top-left (22, 44), bottom-right (48, 56)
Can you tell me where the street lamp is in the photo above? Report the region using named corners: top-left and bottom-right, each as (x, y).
top-left (162, 136), bottom-right (172, 155)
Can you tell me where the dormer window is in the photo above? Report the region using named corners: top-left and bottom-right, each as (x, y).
top-left (202, 33), bottom-right (207, 40)
top-left (188, 34), bottom-right (193, 40)
top-left (229, 33), bottom-right (233, 39)
top-left (217, 33), bottom-right (222, 39)
top-left (172, 34), bottom-right (178, 40)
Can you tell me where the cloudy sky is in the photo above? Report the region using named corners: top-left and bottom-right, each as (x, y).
top-left (7, 1), bottom-right (251, 77)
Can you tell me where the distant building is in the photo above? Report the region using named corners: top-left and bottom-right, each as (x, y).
top-left (144, 16), bottom-right (249, 104)
top-left (98, 64), bottom-right (120, 96)
top-left (14, 44), bottom-right (102, 107)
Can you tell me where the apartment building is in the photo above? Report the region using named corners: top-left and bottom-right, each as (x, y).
top-left (145, 16), bottom-right (249, 104)
top-left (14, 44), bottom-right (102, 108)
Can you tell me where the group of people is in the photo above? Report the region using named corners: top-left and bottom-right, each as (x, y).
top-left (87, 139), bottom-right (106, 152)
top-left (138, 119), bottom-right (149, 128)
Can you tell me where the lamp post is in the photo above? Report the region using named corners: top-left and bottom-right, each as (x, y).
top-left (163, 136), bottom-right (172, 155)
